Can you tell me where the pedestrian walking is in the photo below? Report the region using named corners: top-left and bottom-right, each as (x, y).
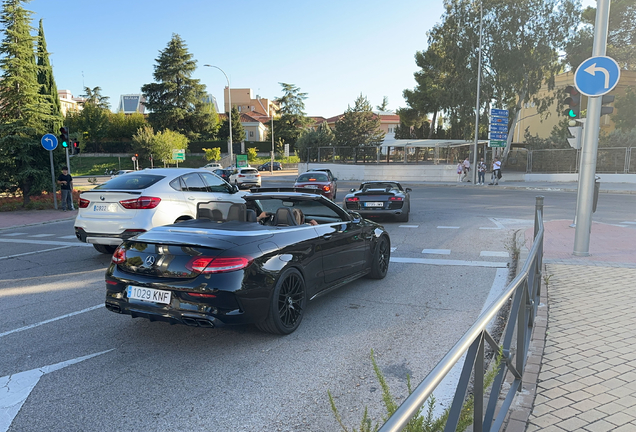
top-left (489, 157), bottom-right (502, 185)
top-left (457, 161), bottom-right (463, 182)
top-left (57, 166), bottom-right (73, 211)
top-left (461, 157), bottom-right (471, 182)
top-left (477, 158), bottom-right (487, 185)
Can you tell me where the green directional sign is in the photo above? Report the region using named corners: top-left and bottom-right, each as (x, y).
top-left (488, 140), bottom-right (506, 148)
top-left (236, 154), bottom-right (248, 168)
top-left (172, 149), bottom-right (185, 161)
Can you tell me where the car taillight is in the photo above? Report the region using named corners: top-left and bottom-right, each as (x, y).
top-left (238, 174), bottom-right (245, 178)
top-left (119, 196), bottom-right (161, 209)
top-left (322, 185), bottom-right (331, 192)
top-left (79, 198), bottom-right (90, 208)
top-left (389, 196), bottom-right (404, 201)
top-left (346, 197), bottom-right (359, 202)
top-left (112, 246), bottom-right (126, 264)
top-left (186, 256), bottom-right (252, 274)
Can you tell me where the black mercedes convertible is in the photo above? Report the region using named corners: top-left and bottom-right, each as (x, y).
top-left (105, 190), bottom-right (391, 334)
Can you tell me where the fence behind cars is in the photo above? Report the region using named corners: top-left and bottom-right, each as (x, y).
top-left (313, 146), bottom-right (636, 174)
top-left (378, 196), bottom-right (544, 432)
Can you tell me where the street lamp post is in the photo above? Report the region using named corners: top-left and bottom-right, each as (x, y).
top-left (204, 64), bottom-right (233, 162)
top-left (472, 2), bottom-right (484, 184)
top-left (270, 111), bottom-right (274, 175)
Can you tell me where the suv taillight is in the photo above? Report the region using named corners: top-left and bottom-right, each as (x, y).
top-left (186, 256), bottom-right (252, 274)
top-left (79, 198), bottom-right (90, 208)
top-left (119, 196), bottom-right (161, 209)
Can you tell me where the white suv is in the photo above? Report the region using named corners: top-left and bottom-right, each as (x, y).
top-left (229, 167), bottom-right (261, 189)
top-left (74, 168), bottom-right (245, 254)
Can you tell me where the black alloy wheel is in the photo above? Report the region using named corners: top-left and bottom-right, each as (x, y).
top-left (368, 236), bottom-right (390, 279)
top-left (93, 244), bottom-right (116, 254)
top-left (257, 268), bottom-right (306, 335)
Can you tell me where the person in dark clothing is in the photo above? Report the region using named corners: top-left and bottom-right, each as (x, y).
top-left (57, 166), bottom-right (73, 211)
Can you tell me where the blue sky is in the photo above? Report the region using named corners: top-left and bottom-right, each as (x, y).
top-left (28, 0), bottom-right (594, 118)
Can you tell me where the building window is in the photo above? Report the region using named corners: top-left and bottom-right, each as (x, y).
top-left (249, 131), bottom-right (254, 137)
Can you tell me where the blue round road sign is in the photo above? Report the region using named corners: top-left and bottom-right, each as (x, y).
top-left (574, 56), bottom-right (621, 97)
top-left (41, 133), bottom-right (58, 151)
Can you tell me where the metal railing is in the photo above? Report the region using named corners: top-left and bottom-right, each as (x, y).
top-left (379, 196), bottom-right (545, 432)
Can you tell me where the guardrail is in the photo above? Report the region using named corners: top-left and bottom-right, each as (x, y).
top-left (379, 196), bottom-right (545, 432)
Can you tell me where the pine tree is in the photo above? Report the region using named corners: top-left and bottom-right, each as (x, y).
top-left (36, 18), bottom-right (61, 121)
top-left (273, 83), bottom-right (311, 149)
top-left (141, 33), bottom-right (216, 140)
top-left (335, 94), bottom-right (385, 147)
top-left (0, 0), bottom-right (59, 206)
top-left (218, 106), bottom-right (246, 144)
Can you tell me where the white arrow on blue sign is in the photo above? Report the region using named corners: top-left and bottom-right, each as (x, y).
top-left (489, 133), bottom-right (508, 140)
top-left (489, 124), bottom-right (508, 132)
top-left (490, 108), bottom-right (509, 117)
top-left (574, 56), bottom-right (621, 97)
top-left (41, 133), bottom-right (58, 151)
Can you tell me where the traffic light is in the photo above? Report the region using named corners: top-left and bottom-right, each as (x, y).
top-left (73, 140), bottom-right (80, 154)
top-left (601, 95), bottom-right (614, 116)
top-left (567, 126), bottom-right (582, 149)
top-left (59, 127), bottom-right (69, 148)
top-left (563, 85), bottom-right (581, 119)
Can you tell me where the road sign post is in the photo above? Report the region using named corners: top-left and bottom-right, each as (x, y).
top-left (41, 134), bottom-right (59, 210)
top-left (572, 0), bottom-right (613, 257)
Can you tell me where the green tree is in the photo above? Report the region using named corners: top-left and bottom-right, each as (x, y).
top-left (217, 106), bottom-right (246, 144)
top-left (202, 147), bottom-right (221, 162)
top-left (296, 121), bottom-right (335, 161)
top-left (141, 33), bottom-right (217, 140)
top-left (132, 125), bottom-right (155, 154)
top-left (247, 147), bottom-right (258, 162)
top-left (613, 86), bottom-right (636, 132)
top-left (273, 83), bottom-right (311, 149)
top-left (132, 126), bottom-right (189, 166)
top-left (335, 94), bottom-right (385, 147)
top-left (107, 111), bottom-right (147, 141)
top-left (0, 0), bottom-right (59, 205)
top-left (36, 19), bottom-right (61, 123)
top-left (376, 96), bottom-right (390, 111)
top-left (65, 86), bottom-right (111, 147)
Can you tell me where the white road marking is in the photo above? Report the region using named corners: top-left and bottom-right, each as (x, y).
top-left (0, 246), bottom-right (73, 261)
top-left (390, 247), bottom-right (397, 252)
top-left (0, 305), bottom-right (103, 339)
top-left (620, 221), bottom-right (636, 225)
top-left (0, 239), bottom-right (91, 247)
top-left (437, 226), bottom-right (460, 229)
top-left (422, 249), bottom-right (451, 255)
top-left (28, 234), bottom-right (55, 238)
top-left (479, 217), bottom-right (505, 230)
top-left (480, 251), bottom-right (510, 257)
top-left (0, 349), bottom-right (114, 432)
top-left (0, 233), bottom-right (25, 237)
top-left (398, 225), bottom-right (419, 228)
top-left (390, 257), bottom-right (507, 268)
top-left (58, 235), bottom-right (77, 239)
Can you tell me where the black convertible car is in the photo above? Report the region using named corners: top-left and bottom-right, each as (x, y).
top-left (105, 191), bottom-right (391, 334)
top-left (343, 181), bottom-right (412, 222)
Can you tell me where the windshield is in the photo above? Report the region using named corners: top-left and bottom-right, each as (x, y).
top-left (95, 174), bottom-right (164, 190)
top-left (297, 173), bottom-right (328, 182)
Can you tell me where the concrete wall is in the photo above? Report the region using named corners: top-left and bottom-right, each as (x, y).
top-left (299, 163), bottom-right (636, 184)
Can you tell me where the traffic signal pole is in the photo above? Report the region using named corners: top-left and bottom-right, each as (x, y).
top-left (573, 0), bottom-right (610, 256)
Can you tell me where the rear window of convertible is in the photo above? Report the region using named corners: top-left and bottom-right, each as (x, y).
top-left (95, 174), bottom-right (165, 190)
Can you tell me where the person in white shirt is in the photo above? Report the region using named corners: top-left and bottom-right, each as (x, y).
top-left (477, 158), bottom-right (487, 185)
top-left (489, 157), bottom-right (502, 185)
top-left (461, 157), bottom-right (471, 182)
top-left (457, 162), bottom-right (463, 182)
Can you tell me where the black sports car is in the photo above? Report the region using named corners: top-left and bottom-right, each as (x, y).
top-left (343, 181), bottom-right (412, 222)
top-left (105, 191), bottom-right (391, 334)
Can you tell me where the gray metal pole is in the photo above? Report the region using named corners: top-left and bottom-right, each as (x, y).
top-left (49, 150), bottom-right (58, 210)
top-left (204, 65), bottom-right (232, 162)
top-left (573, 0), bottom-right (610, 256)
top-left (271, 111), bottom-right (274, 175)
top-left (472, 2), bottom-right (483, 184)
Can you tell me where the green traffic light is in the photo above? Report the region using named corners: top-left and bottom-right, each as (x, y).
top-left (62, 141), bottom-right (68, 147)
top-left (568, 109), bottom-right (577, 118)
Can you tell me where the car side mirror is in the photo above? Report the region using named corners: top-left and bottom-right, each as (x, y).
top-left (230, 184), bottom-right (239, 193)
top-left (349, 211), bottom-right (362, 223)
top-left (333, 178), bottom-right (338, 181)
top-left (350, 188), bottom-right (356, 192)
top-left (406, 188), bottom-right (412, 193)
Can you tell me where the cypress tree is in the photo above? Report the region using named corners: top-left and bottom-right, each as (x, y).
top-left (0, 0), bottom-right (59, 206)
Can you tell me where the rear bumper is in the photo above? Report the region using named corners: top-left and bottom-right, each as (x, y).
top-left (75, 227), bottom-right (143, 246)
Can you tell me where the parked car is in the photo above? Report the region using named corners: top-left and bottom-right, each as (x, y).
top-left (229, 167), bottom-right (261, 189)
top-left (202, 162), bottom-right (223, 170)
top-left (257, 161), bottom-right (282, 171)
top-left (74, 168), bottom-right (244, 254)
top-left (110, 170), bottom-right (134, 178)
top-left (343, 181), bottom-right (411, 222)
top-left (104, 191), bottom-right (391, 334)
top-left (293, 171), bottom-right (338, 200)
top-left (213, 168), bottom-right (233, 182)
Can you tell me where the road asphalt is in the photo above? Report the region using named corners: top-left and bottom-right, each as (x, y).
top-left (1, 179), bottom-right (635, 431)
